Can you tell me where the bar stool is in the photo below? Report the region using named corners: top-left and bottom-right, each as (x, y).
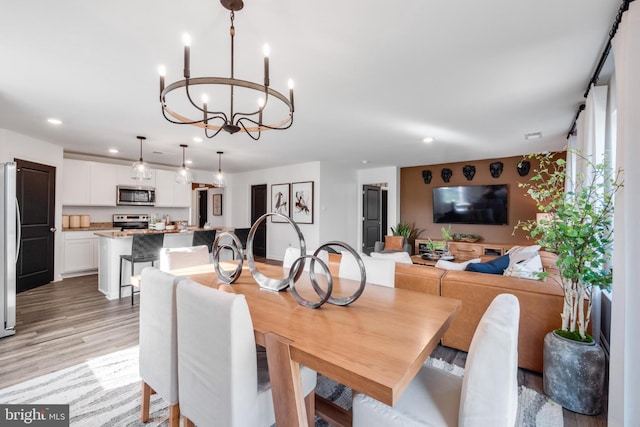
top-left (191, 229), bottom-right (217, 256)
top-left (119, 233), bottom-right (165, 305)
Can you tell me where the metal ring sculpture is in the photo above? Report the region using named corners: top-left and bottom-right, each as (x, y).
top-left (247, 212), bottom-right (306, 291)
top-left (315, 241), bottom-right (367, 306)
top-left (212, 231), bottom-right (244, 284)
top-left (288, 255), bottom-right (333, 309)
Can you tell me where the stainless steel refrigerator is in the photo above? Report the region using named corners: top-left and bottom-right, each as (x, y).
top-left (1, 162), bottom-right (19, 338)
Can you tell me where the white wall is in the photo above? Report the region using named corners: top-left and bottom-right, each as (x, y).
top-left (318, 162), bottom-right (358, 248)
top-left (357, 166), bottom-right (400, 251)
top-left (0, 129), bottom-right (65, 282)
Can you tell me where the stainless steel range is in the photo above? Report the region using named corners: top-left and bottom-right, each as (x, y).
top-left (112, 214), bottom-right (150, 230)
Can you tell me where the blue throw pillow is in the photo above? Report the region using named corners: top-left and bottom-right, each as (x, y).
top-left (465, 254), bottom-right (510, 274)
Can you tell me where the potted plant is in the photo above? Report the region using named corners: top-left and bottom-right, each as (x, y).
top-left (515, 150), bottom-right (623, 415)
top-left (390, 221), bottom-right (421, 253)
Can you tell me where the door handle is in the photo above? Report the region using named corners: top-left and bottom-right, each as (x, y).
top-left (50, 227), bottom-right (57, 232)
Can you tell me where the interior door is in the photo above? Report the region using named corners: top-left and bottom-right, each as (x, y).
top-left (362, 185), bottom-right (381, 255)
top-left (15, 159), bottom-right (56, 292)
top-left (250, 184), bottom-right (267, 257)
top-left (198, 190), bottom-right (207, 227)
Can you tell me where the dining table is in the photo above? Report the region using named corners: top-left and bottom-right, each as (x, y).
top-left (138, 261), bottom-right (461, 427)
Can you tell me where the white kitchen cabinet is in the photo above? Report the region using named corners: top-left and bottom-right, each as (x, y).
top-left (155, 169), bottom-right (192, 207)
top-left (63, 159), bottom-right (117, 206)
top-left (62, 159), bottom-right (91, 205)
top-left (117, 165), bottom-right (156, 188)
top-left (63, 231), bottom-right (99, 274)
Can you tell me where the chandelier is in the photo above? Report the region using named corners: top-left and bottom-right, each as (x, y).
top-left (158, 0), bottom-right (295, 141)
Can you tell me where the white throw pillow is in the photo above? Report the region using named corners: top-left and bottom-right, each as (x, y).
top-left (504, 254), bottom-right (543, 280)
top-left (370, 251), bottom-right (413, 264)
top-left (435, 258), bottom-right (481, 271)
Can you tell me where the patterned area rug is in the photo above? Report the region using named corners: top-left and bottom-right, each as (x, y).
top-left (0, 346), bottom-right (563, 426)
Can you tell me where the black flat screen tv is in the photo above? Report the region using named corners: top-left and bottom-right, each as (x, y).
top-left (432, 184), bottom-right (508, 225)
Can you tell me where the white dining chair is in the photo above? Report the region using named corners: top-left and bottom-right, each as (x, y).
top-left (339, 252), bottom-right (396, 287)
top-left (176, 279), bottom-right (318, 427)
top-left (282, 247), bottom-right (329, 273)
top-left (159, 245), bottom-right (210, 272)
top-left (353, 293), bottom-right (521, 427)
top-left (139, 267), bottom-right (184, 427)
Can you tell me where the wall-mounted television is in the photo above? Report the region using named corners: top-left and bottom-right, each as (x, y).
top-left (432, 184), bottom-right (508, 225)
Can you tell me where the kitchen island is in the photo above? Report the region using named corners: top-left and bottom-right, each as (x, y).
top-left (95, 228), bottom-right (229, 300)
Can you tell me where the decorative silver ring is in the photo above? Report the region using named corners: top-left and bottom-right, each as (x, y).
top-left (316, 241), bottom-right (367, 306)
top-left (212, 231), bottom-right (243, 284)
top-left (288, 255), bottom-right (333, 309)
top-left (247, 212), bottom-right (306, 291)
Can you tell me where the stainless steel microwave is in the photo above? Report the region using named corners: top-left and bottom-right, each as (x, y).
top-left (116, 185), bottom-right (156, 206)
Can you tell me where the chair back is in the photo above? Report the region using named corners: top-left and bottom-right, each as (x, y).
top-left (459, 293), bottom-right (520, 426)
top-left (192, 229), bottom-right (217, 254)
top-left (233, 228), bottom-right (251, 249)
top-left (159, 245), bottom-right (210, 272)
top-left (339, 252), bottom-right (395, 287)
top-left (139, 267), bottom-right (184, 405)
top-left (283, 247), bottom-right (329, 273)
top-left (177, 279), bottom-right (260, 427)
top-left (131, 233), bottom-right (165, 262)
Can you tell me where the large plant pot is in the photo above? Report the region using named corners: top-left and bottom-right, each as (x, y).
top-left (543, 330), bottom-right (605, 415)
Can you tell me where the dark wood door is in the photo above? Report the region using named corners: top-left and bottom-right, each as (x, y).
top-left (15, 159), bottom-right (56, 292)
top-left (198, 190), bottom-right (207, 227)
top-left (250, 184), bottom-right (267, 257)
top-left (362, 185), bottom-right (381, 255)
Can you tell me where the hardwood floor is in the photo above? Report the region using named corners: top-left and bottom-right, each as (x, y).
top-left (0, 273), bottom-right (607, 426)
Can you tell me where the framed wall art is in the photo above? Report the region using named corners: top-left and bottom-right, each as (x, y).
top-left (271, 183), bottom-right (290, 222)
top-left (212, 193), bottom-right (223, 216)
top-left (291, 181), bottom-right (314, 224)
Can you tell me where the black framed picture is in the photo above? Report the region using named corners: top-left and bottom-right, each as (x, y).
top-left (271, 183), bottom-right (290, 222)
top-left (291, 181), bottom-right (314, 224)
top-left (212, 193), bottom-right (223, 216)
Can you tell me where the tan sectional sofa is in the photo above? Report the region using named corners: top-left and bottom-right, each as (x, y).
top-left (328, 251), bottom-right (563, 373)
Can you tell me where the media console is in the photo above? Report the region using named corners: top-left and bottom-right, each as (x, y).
top-left (414, 239), bottom-right (514, 261)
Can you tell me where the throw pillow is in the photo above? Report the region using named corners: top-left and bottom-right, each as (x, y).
top-left (465, 254), bottom-right (510, 274)
top-left (383, 236), bottom-right (404, 251)
top-left (435, 258), bottom-right (481, 271)
top-left (504, 254), bottom-right (543, 280)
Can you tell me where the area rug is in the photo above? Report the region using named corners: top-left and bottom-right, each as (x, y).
top-left (0, 346), bottom-right (563, 426)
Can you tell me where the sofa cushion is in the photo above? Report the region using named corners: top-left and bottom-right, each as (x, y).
top-left (465, 254), bottom-right (509, 274)
top-left (435, 258), bottom-right (481, 271)
top-left (504, 254), bottom-right (543, 280)
top-left (383, 236), bottom-right (404, 251)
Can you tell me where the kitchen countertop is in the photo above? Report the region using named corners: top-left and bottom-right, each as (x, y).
top-left (94, 227), bottom-right (231, 239)
top-left (63, 222), bottom-right (119, 232)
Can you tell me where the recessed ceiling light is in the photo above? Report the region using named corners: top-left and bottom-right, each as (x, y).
top-left (108, 148), bottom-right (119, 154)
top-left (361, 160), bottom-right (368, 164)
top-left (185, 160), bottom-right (193, 165)
top-left (47, 118), bottom-right (62, 125)
top-left (193, 137), bottom-right (203, 143)
top-left (423, 137), bottom-right (435, 143)
top-left (524, 132), bottom-right (542, 140)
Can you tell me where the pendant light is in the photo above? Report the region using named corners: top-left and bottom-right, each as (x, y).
top-left (131, 136), bottom-right (152, 180)
top-left (212, 151), bottom-right (227, 188)
top-left (175, 144), bottom-right (194, 184)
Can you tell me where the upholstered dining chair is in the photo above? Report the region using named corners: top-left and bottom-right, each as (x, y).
top-left (339, 252), bottom-right (396, 287)
top-left (191, 229), bottom-right (217, 256)
top-left (159, 245), bottom-right (210, 272)
top-left (139, 267), bottom-right (184, 427)
top-left (176, 279), bottom-right (318, 427)
top-left (282, 247), bottom-right (329, 272)
top-left (353, 293), bottom-right (521, 427)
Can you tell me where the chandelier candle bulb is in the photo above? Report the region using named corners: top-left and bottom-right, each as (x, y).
top-left (288, 79), bottom-right (295, 112)
top-left (263, 44), bottom-right (270, 87)
top-left (183, 33), bottom-right (191, 78)
top-left (158, 66), bottom-right (166, 98)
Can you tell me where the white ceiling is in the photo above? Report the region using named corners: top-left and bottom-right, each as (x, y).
top-left (0, 0), bottom-right (620, 174)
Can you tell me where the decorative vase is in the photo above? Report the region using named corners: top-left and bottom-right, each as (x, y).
top-left (543, 330), bottom-right (605, 415)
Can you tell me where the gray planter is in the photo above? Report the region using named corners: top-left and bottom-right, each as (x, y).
top-left (543, 330), bottom-right (605, 415)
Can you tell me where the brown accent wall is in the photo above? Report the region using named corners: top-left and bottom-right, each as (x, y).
top-left (400, 155), bottom-right (550, 245)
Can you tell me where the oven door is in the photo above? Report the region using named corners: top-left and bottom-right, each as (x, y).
top-left (117, 186), bottom-right (156, 206)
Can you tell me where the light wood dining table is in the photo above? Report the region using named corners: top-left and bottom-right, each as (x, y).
top-left (139, 262), bottom-right (461, 427)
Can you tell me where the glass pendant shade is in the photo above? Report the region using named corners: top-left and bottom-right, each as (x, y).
top-left (213, 151), bottom-right (227, 188)
top-left (131, 136), bottom-right (152, 180)
top-left (175, 144), bottom-right (194, 184)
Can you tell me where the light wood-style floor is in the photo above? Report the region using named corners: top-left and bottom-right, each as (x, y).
top-left (0, 273), bottom-right (607, 426)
